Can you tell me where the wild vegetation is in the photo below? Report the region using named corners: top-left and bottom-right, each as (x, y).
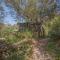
top-left (0, 0), bottom-right (60, 60)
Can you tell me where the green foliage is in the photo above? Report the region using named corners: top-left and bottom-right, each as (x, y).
top-left (0, 26), bottom-right (33, 60)
top-left (46, 16), bottom-right (60, 60)
top-left (6, 36), bottom-right (33, 60)
top-left (48, 16), bottom-right (60, 41)
top-left (46, 40), bottom-right (60, 60)
top-left (7, 0), bottom-right (56, 21)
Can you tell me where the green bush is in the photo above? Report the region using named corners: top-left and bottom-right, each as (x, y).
top-left (0, 26), bottom-right (33, 60)
top-left (48, 16), bottom-right (60, 41)
top-left (46, 16), bottom-right (60, 60)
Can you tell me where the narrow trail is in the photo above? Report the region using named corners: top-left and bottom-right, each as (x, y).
top-left (31, 39), bottom-right (55, 60)
top-left (11, 38), bottom-right (55, 60)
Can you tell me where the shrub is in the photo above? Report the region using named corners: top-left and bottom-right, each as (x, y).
top-left (48, 16), bottom-right (60, 42)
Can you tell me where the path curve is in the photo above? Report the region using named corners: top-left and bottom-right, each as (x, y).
top-left (30, 39), bottom-right (55, 60)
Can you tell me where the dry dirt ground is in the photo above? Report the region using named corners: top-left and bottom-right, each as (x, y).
top-left (29, 39), bottom-right (55, 60)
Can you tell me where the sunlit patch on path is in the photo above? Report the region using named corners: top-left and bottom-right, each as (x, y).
top-left (30, 39), bottom-right (55, 60)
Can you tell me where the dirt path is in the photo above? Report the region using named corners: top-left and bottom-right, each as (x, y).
top-left (31, 39), bottom-right (55, 60)
top-left (12, 38), bottom-right (55, 60)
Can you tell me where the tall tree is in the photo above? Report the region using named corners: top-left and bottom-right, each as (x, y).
top-left (6, 0), bottom-right (56, 38)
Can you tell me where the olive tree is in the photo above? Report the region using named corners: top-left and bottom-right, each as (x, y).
top-left (6, 0), bottom-right (56, 38)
